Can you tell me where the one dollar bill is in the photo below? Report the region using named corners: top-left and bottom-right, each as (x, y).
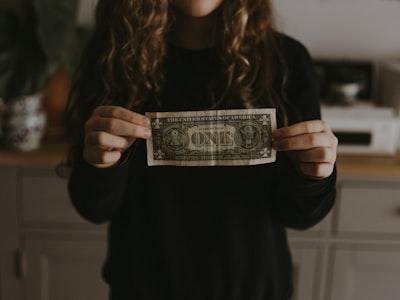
top-left (146, 108), bottom-right (276, 166)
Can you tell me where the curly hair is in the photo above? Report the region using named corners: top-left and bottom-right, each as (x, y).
top-left (64, 0), bottom-right (288, 165)
top-left (215, 0), bottom-right (287, 111)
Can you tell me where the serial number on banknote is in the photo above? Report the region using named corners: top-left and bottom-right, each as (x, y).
top-left (145, 108), bottom-right (277, 166)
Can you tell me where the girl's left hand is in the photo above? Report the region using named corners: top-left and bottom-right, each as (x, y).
top-left (272, 120), bottom-right (338, 180)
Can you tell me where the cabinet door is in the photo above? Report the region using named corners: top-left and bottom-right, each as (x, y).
top-left (289, 244), bottom-right (322, 300)
top-left (24, 238), bottom-right (108, 300)
top-left (328, 246), bottom-right (400, 300)
top-left (0, 168), bottom-right (21, 300)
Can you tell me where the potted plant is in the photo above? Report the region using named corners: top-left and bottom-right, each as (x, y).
top-left (0, 0), bottom-right (92, 151)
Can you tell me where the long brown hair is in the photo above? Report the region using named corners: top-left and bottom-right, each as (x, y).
top-left (64, 0), bottom-right (288, 166)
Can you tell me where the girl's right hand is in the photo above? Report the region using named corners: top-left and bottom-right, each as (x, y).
top-left (83, 105), bottom-right (151, 168)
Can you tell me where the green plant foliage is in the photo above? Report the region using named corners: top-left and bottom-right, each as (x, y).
top-left (0, 0), bottom-right (92, 102)
top-left (33, 0), bottom-right (79, 69)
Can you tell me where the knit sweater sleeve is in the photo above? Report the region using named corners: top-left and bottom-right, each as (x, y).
top-left (272, 35), bottom-right (336, 230)
top-left (67, 146), bottom-right (132, 224)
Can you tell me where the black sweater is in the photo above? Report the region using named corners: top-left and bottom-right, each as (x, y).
top-left (68, 34), bottom-right (336, 300)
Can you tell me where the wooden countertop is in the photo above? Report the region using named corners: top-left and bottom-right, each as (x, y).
top-left (336, 153), bottom-right (400, 178)
top-left (0, 140), bottom-right (69, 168)
top-left (1, 141), bottom-right (400, 178)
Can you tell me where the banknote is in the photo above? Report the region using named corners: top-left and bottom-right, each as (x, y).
top-left (146, 108), bottom-right (276, 166)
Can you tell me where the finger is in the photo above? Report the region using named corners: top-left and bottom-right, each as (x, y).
top-left (297, 162), bottom-right (335, 179)
top-left (296, 148), bottom-right (337, 164)
top-left (85, 116), bottom-right (151, 139)
top-left (92, 106), bottom-right (150, 127)
top-left (273, 132), bottom-right (337, 151)
top-left (85, 131), bottom-right (134, 151)
top-left (273, 120), bottom-right (330, 139)
top-left (83, 146), bottom-right (122, 168)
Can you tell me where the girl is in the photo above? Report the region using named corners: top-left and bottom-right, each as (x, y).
top-left (66, 0), bottom-right (337, 299)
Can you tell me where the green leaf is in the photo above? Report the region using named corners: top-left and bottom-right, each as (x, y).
top-left (61, 26), bottom-right (92, 75)
top-left (33, 0), bottom-right (79, 63)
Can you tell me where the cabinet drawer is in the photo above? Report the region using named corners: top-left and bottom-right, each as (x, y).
top-left (336, 182), bottom-right (400, 234)
top-left (21, 170), bottom-right (85, 224)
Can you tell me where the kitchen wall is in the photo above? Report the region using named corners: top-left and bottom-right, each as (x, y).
top-left (3, 0), bottom-right (399, 60)
top-left (78, 0), bottom-right (400, 60)
top-left (0, 0), bottom-right (97, 24)
top-left (77, 0), bottom-right (97, 27)
top-left (76, 0), bottom-right (400, 105)
top-left (272, 0), bottom-right (400, 61)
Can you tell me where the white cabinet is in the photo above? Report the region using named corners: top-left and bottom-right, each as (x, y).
top-left (3, 147), bottom-right (400, 300)
top-left (19, 167), bottom-right (108, 300)
top-left (20, 169), bottom-right (83, 224)
top-left (0, 163), bottom-right (108, 300)
top-left (335, 181), bottom-right (400, 235)
top-left (0, 168), bottom-right (20, 300)
top-left (24, 238), bottom-right (107, 300)
top-left (289, 177), bottom-right (400, 300)
top-left (328, 246), bottom-right (400, 300)
top-left (324, 178), bottom-right (400, 300)
top-left (289, 243), bottom-right (323, 300)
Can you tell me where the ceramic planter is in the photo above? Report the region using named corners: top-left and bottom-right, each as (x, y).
top-left (1, 93), bottom-right (47, 152)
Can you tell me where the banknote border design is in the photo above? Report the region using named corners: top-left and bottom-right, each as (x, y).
top-left (146, 109), bottom-right (277, 166)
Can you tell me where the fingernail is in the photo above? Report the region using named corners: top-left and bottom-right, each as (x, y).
top-left (143, 117), bottom-right (151, 127)
top-left (144, 128), bottom-right (152, 138)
